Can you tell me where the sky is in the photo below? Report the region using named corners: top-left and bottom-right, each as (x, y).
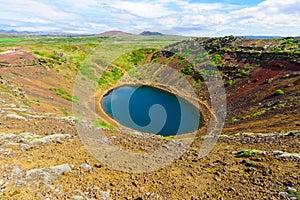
top-left (0, 0), bottom-right (299, 36)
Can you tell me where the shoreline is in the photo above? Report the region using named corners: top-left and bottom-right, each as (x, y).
top-left (94, 80), bottom-right (214, 138)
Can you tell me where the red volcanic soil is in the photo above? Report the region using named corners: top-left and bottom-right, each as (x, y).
top-left (227, 60), bottom-right (299, 103)
top-left (224, 59), bottom-right (300, 134)
top-left (0, 50), bottom-right (36, 65)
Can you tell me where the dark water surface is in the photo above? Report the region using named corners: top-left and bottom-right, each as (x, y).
top-left (101, 85), bottom-right (201, 136)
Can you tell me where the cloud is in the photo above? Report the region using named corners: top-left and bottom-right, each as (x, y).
top-left (232, 0), bottom-right (300, 28)
top-left (0, 0), bottom-right (78, 21)
top-left (109, 1), bottom-right (175, 18)
top-left (0, 0), bottom-right (299, 36)
top-left (183, 3), bottom-right (223, 12)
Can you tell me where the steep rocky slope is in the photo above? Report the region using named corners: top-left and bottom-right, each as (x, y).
top-left (0, 36), bottom-right (299, 199)
top-left (150, 36), bottom-right (300, 134)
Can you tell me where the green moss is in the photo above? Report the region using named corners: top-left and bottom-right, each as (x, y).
top-left (178, 60), bottom-right (185, 65)
top-left (113, 48), bottom-right (155, 71)
top-left (236, 70), bottom-right (248, 78)
top-left (192, 52), bottom-right (209, 65)
top-left (60, 107), bottom-right (70, 116)
top-left (212, 53), bottom-right (221, 63)
top-left (235, 150), bottom-right (263, 157)
top-left (92, 120), bottom-right (116, 130)
top-left (11, 71), bottom-right (22, 76)
top-left (247, 66), bottom-right (253, 70)
top-left (163, 136), bottom-right (173, 141)
top-left (236, 73), bottom-right (242, 78)
top-left (219, 48), bottom-right (228, 55)
top-left (182, 48), bottom-right (194, 58)
top-left (198, 69), bottom-right (217, 79)
top-left (272, 48), bottom-right (282, 53)
top-left (97, 67), bottom-right (124, 89)
top-left (252, 110), bottom-right (266, 117)
top-left (287, 189), bottom-right (300, 195)
top-left (275, 89), bottom-right (284, 95)
top-left (49, 88), bottom-right (80, 104)
top-left (278, 104), bottom-right (285, 108)
top-left (181, 65), bottom-right (193, 76)
top-left (111, 67), bottom-right (123, 80)
top-left (226, 80), bottom-right (233, 86)
top-left (231, 116), bottom-right (239, 121)
top-left (281, 38), bottom-right (294, 45)
top-left (241, 70), bottom-right (248, 76)
top-left (248, 162), bottom-right (257, 167)
top-left (0, 84), bottom-right (8, 90)
top-left (0, 37), bottom-right (26, 43)
top-left (207, 61), bottom-right (216, 67)
top-left (74, 118), bottom-right (81, 124)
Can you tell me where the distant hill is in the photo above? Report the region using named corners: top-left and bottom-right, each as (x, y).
top-left (97, 31), bottom-right (133, 37)
top-left (0, 29), bottom-right (35, 35)
top-left (0, 29), bottom-right (81, 36)
top-left (0, 29), bottom-right (133, 37)
top-left (140, 31), bottom-right (164, 36)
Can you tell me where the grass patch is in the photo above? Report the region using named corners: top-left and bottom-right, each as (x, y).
top-left (272, 47), bottom-right (282, 53)
top-left (231, 116), bottom-right (239, 121)
top-left (181, 65), bottom-right (193, 76)
top-left (246, 162), bottom-right (257, 167)
top-left (212, 53), bottom-right (221, 63)
top-left (0, 37), bottom-right (26, 43)
top-left (252, 109), bottom-right (266, 117)
top-left (236, 70), bottom-right (248, 78)
top-left (113, 48), bottom-right (155, 71)
top-left (98, 48), bottom-right (155, 89)
top-left (275, 89), bottom-right (284, 95)
top-left (49, 88), bottom-right (80, 104)
top-left (92, 120), bottom-right (116, 130)
top-left (278, 103), bottom-right (285, 108)
top-left (60, 107), bottom-right (70, 116)
top-left (182, 48), bottom-right (194, 58)
top-left (11, 71), bottom-right (23, 77)
top-left (287, 189), bottom-right (300, 195)
top-left (80, 63), bottom-right (98, 81)
top-left (198, 69), bottom-right (217, 79)
top-left (192, 51), bottom-right (209, 65)
top-left (234, 150), bottom-right (264, 157)
top-left (98, 67), bottom-right (124, 88)
top-left (247, 65), bottom-right (254, 70)
top-left (0, 84), bottom-right (8, 90)
top-left (226, 79), bottom-right (233, 86)
top-left (281, 38), bottom-right (294, 46)
top-left (163, 136), bottom-right (173, 141)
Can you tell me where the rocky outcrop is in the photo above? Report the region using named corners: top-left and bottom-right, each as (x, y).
top-left (225, 51), bottom-right (300, 65)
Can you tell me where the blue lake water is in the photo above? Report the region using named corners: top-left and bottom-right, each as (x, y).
top-left (101, 85), bottom-right (201, 136)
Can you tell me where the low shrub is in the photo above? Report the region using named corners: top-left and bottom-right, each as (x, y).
top-left (275, 89), bottom-right (284, 95)
top-left (234, 150), bottom-right (264, 157)
top-left (226, 80), bottom-right (233, 86)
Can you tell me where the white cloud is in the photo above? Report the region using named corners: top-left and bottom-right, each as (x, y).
top-left (183, 3), bottom-right (223, 12)
top-left (0, 0), bottom-right (299, 36)
top-left (110, 1), bottom-right (175, 18)
top-left (232, 0), bottom-right (300, 28)
top-left (0, 0), bottom-right (78, 21)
